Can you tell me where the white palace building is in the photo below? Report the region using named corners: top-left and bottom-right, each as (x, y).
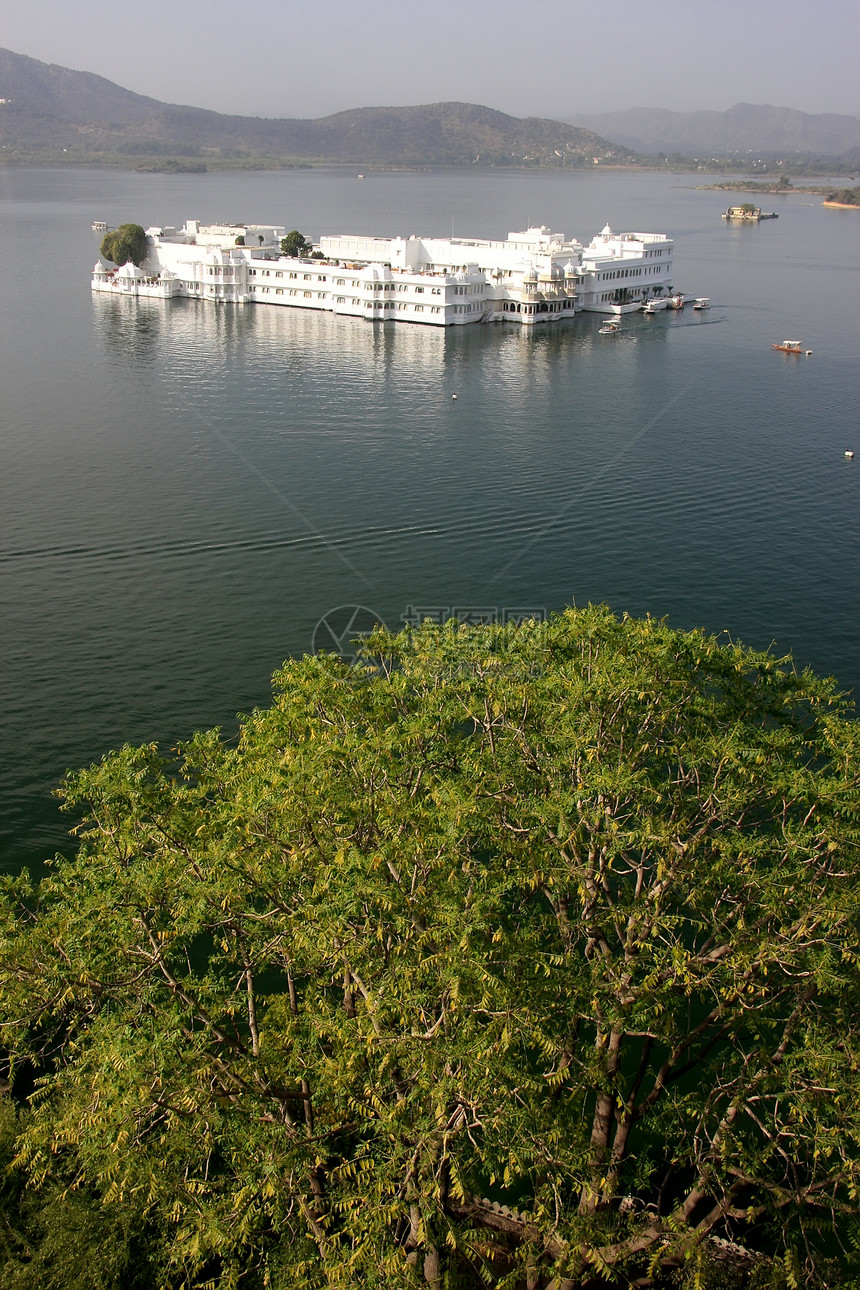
top-left (91, 218), bottom-right (675, 326)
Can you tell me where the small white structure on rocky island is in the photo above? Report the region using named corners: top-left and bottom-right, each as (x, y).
top-left (92, 218), bottom-right (675, 325)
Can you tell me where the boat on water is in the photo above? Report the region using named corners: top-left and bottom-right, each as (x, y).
top-left (667, 293), bottom-right (686, 310)
top-left (91, 220), bottom-right (108, 232)
top-left (772, 340), bottom-right (812, 355)
top-left (693, 297), bottom-right (710, 310)
top-left (643, 297), bottom-right (668, 314)
top-left (598, 321), bottom-right (621, 335)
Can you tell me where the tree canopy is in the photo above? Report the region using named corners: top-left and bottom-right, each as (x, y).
top-left (2, 607), bottom-right (860, 1288)
top-left (99, 223), bottom-right (148, 267)
top-left (280, 229), bottom-right (309, 257)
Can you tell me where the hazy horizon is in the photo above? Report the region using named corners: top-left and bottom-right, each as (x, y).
top-left (3, 0), bottom-right (859, 124)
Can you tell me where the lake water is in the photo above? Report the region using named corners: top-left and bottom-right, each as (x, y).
top-left (2, 165), bottom-right (859, 870)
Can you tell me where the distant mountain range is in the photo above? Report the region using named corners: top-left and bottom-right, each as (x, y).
top-left (3, 48), bottom-right (858, 169)
top-left (0, 48), bottom-right (629, 167)
top-left (567, 103), bottom-right (860, 158)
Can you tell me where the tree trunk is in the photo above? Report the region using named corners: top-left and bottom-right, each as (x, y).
top-left (423, 1246), bottom-right (441, 1285)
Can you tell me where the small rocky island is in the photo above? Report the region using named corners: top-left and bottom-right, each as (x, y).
top-left (702, 177), bottom-right (860, 208)
top-left (822, 185), bottom-right (860, 207)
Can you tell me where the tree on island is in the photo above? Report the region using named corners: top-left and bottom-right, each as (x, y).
top-left (280, 229), bottom-right (309, 257)
top-left (2, 607), bottom-right (860, 1288)
top-left (99, 223), bottom-right (148, 267)
top-left (826, 188), bottom-right (859, 205)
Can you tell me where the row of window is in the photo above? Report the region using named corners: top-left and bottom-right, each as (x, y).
top-left (361, 283), bottom-right (444, 295)
top-left (603, 268), bottom-right (634, 280)
top-left (596, 262), bottom-right (671, 281)
top-left (209, 265), bottom-right (487, 295)
top-left (252, 269), bottom-right (323, 281)
top-left (243, 290), bottom-right (447, 315)
top-left (251, 287), bottom-right (324, 298)
top-left (184, 283), bottom-right (249, 292)
top-left (599, 267), bottom-right (646, 281)
top-left (361, 301), bottom-right (439, 313)
top-left (182, 283), bottom-right (572, 317)
top-left (502, 299), bottom-right (573, 314)
top-left (248, 269), bottom-right (460, 296)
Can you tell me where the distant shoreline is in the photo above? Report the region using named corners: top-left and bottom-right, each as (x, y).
top-left (0, 154), bottom-right (855, 181)
top-left (697, 182), bottom-right (830, 195)
top-left (0, 154), bottom-right (644, 174)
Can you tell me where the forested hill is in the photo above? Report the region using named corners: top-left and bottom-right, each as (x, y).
top-left (0, 47), bottom-right (631, 166)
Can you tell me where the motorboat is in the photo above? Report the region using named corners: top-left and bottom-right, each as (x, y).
top-left (599, 321), bottom-right (621, 335)
top-left (693, 297), bottom-right (710, 310)
top-left (643, 297), bottom-right (668, 314)
top-left (667, 293), bottom-right (685, 310)
top-left (772, 340), bottom-right (812, 355)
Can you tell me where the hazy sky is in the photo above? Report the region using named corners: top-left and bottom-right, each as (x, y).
top-left (4, 0), bottom-right (859, 121)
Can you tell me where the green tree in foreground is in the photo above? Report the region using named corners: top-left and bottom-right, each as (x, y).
top-left (0, 1101), bottom-right (157, 1290)
top-left (280, 229), bottom-right (309, 257)
top-left (2, 607), bottom-right (860, 1288)
top-left (99, 223), bottom-right (148, 267)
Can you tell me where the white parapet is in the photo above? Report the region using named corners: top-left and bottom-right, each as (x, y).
top-left (91, 259), bottom-right (183, 298)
